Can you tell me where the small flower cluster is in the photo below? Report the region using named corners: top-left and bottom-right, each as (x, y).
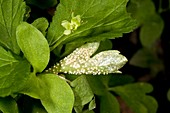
top-left (61, 13), bottom-right (81, 35)
top-left (46, 42), bottom-right (128, 75)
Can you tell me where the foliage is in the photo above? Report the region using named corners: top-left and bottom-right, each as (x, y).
top-left (128, 0), bottom-right (164, 76)
top-left (0, 0), bottom-right (167, 113)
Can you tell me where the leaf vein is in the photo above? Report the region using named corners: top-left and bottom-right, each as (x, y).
top-left (0, 0), bottom-right (12, 38)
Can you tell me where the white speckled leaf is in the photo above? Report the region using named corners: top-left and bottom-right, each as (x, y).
top-left (88, 50), bottom-right (128, 74)
top-left (47, 42), bottom-right (127, 75)
top-left (58, 42), bottom-right (127, 75)
top-left (60, 42), bottom-right (99, 66)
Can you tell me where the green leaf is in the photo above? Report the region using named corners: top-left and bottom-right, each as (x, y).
top-left (32, 17), bottom-right (49, 36)
top-left (110, 83), bottom-right (158, 113)
top-left (100, 92), bottom-right (120, 113)
top-left (127, 0), bottom-right (164, 47)
top-left (95, 39), bottom-right (112, 53)
top-left (71, 75), bottom-right (96, 113)
top-left (88, 98), bottom-right (96, 111)
top-left (140, 14), bottom-right (164, 47)
top-left (23, 5), bottom-right (31, 21)
top-left (47, 0), bottom-right (137, 50)
top-left (83, 110), bottom-right (95, 113)
top-left (40, 74), bottom-right (74, 113)
top-left (0, 97), bottom-right (18, 113)
top-left (130, 48), bottom-right (157, 68)
top-left (0, 46), bottom-right (31, 97)
top-left (20, 73), bottom-right (43, 99)
top-left (167, 89), bottom-right (170, 102)
top-left (20, 73), bottom-right (74, 113)
top-left (52, 44), bottom-right (64, 58)
top-left (32, 103), bottom-right (47, 113)
top-left (108, 75), bottom-right (134, 87)
top-left (86, 75), bottom-right (108, 96)
top-left (0, 0), bottom-right (26, 54)
top-left (71, 75), bottom-right (94, 107)
top-left (129, 48), bottom-right (164, 76)
top-left (16, 22), bottom-right (50, 73)
top-left (127, 0), bottom-right (155, 25)
top-left (82, 110), bottom-right (95, 113)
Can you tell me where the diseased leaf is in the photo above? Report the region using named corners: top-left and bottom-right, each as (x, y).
top-left (0, 46), bottom-right (31, 97)
top-left (100, 92), bottom-right (120, 113)
top-left (47, 42), bottom-right (127, 75)
top-left (60, 41), bottom-right (83, 58)
top-left (61, 39), bottom-right (112, 59)
top-left (0, 97), bottom-right (18, 113)
top-left (60, 42), bottom-right (127, 75)
top-left (16, 22), bottom-right (50, 73)
top-left (0, 0), bottom-right (26, 54)
top-left (47, 0), bottom-right (137, 50)
top-left (20, 73), bottom-right (74, 113)
top-left (110, 83), bottom-right (158, 113)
